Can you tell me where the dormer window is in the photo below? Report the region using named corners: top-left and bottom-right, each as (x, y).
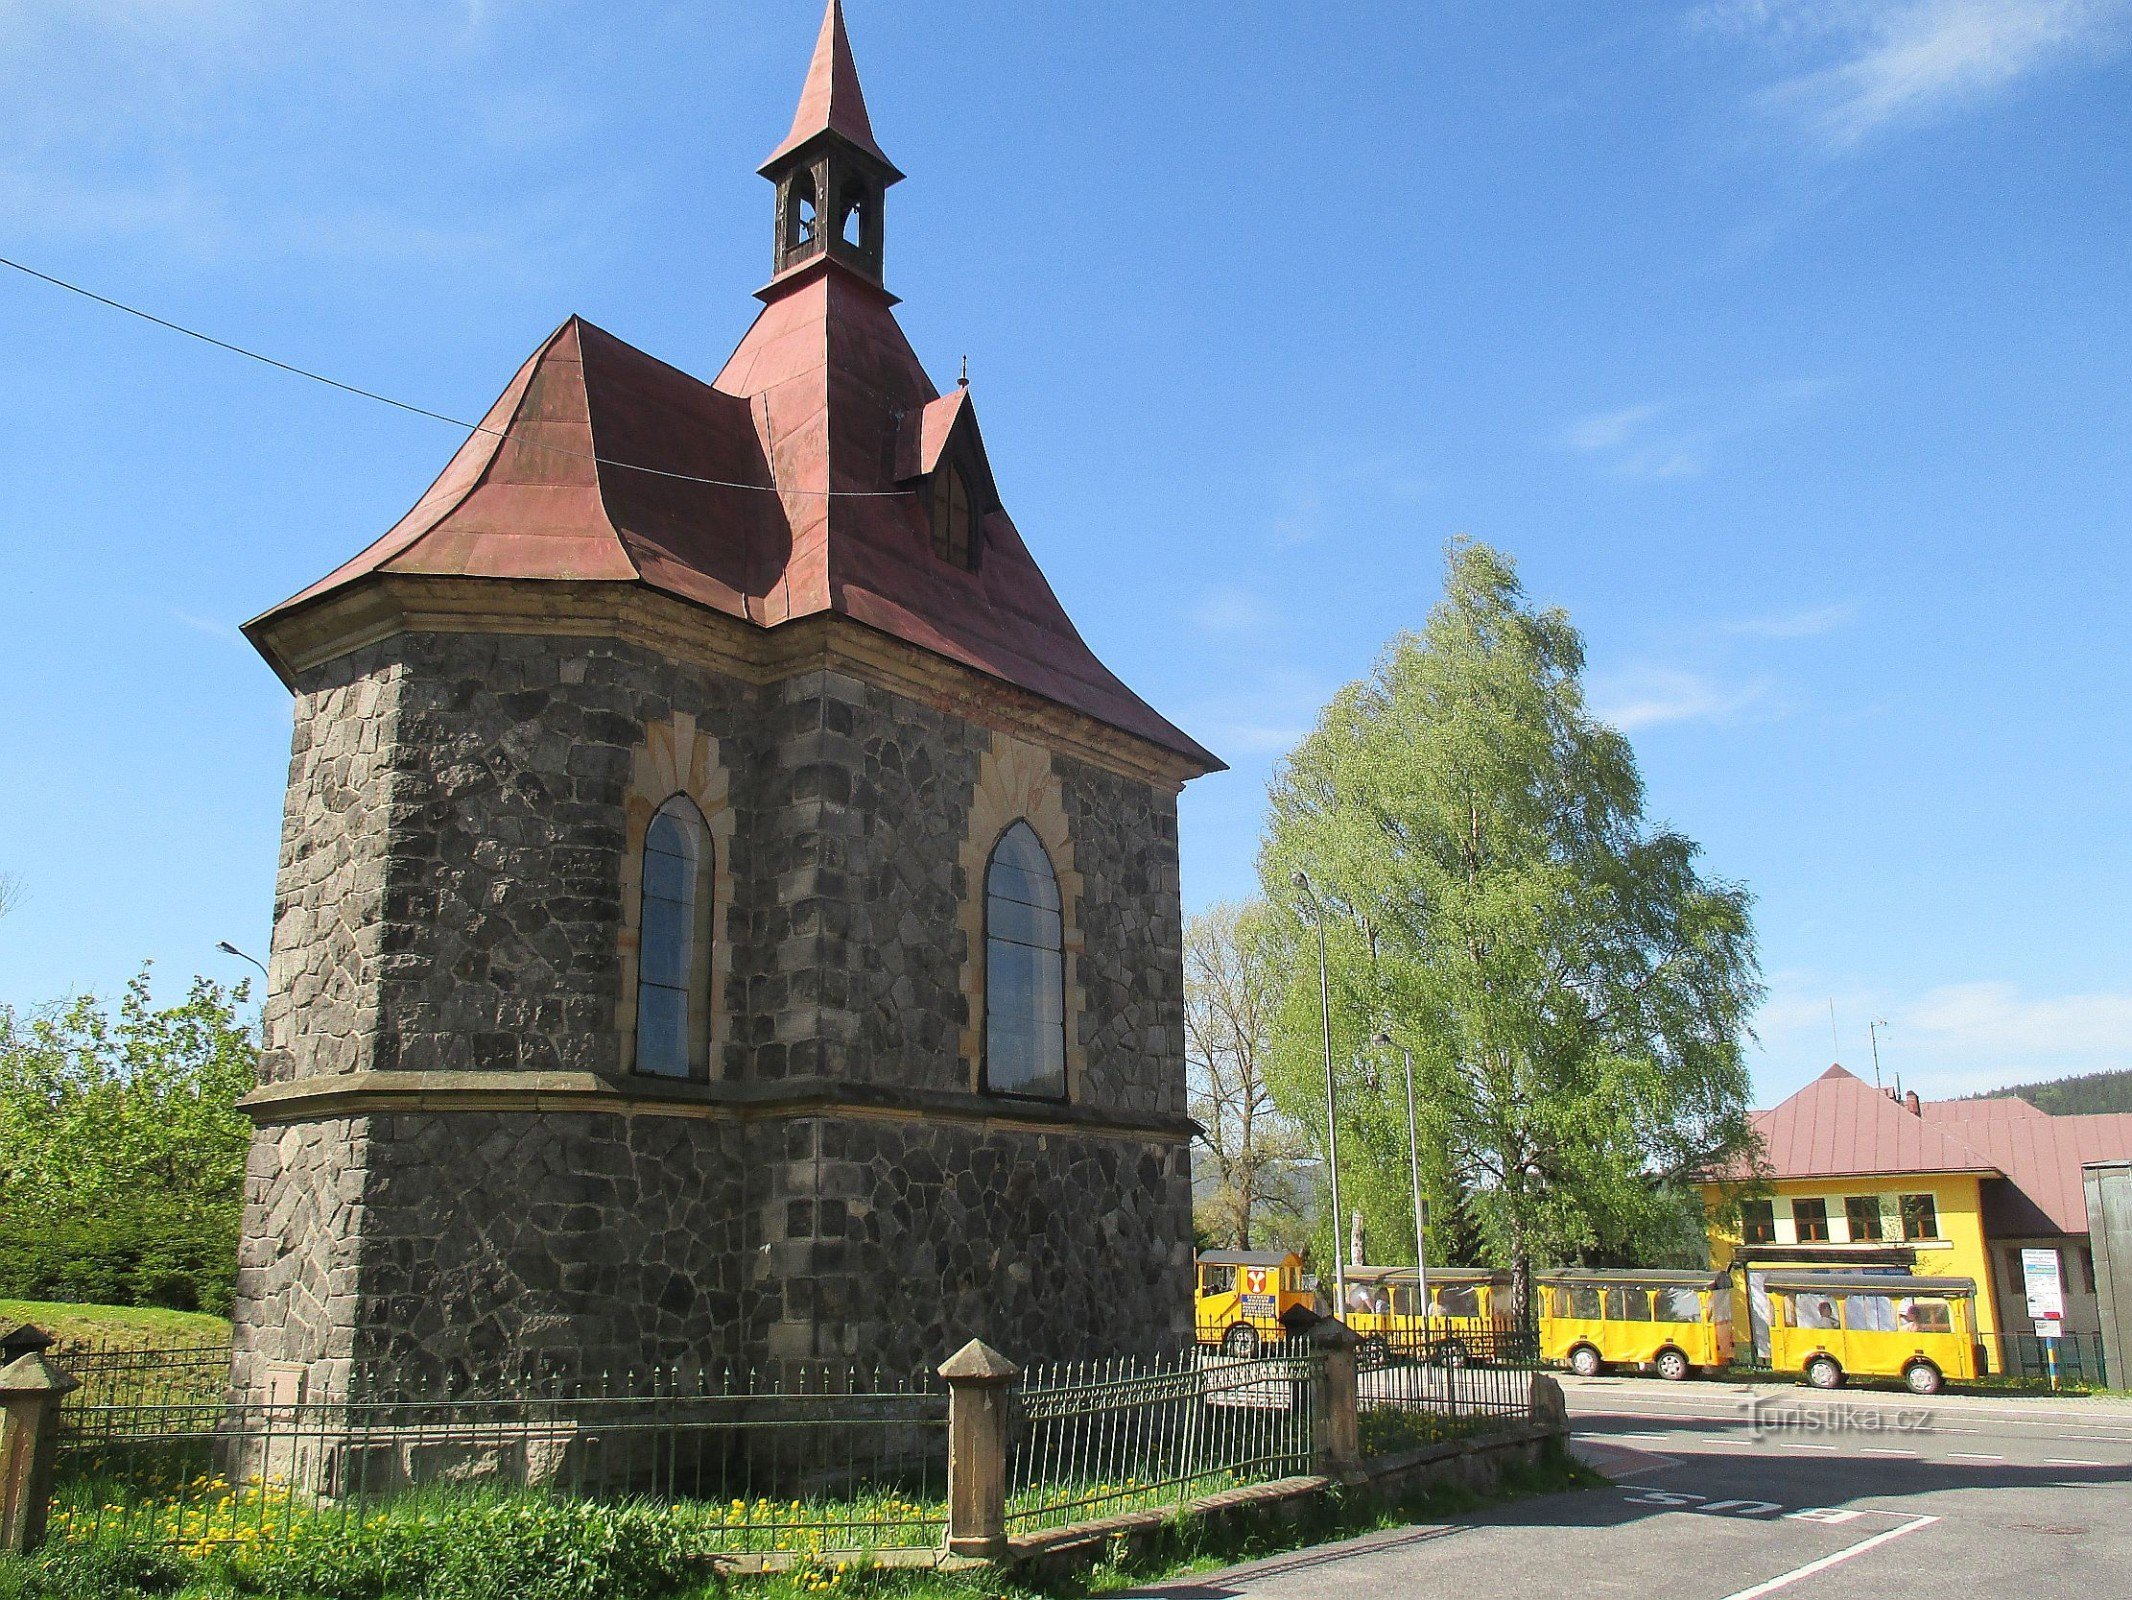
top-left (932, 465), bottom-right (976, 570)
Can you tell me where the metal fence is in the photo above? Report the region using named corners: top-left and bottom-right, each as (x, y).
top-left (52, 1360), bottom-right (947, 1555)
top-left (1005, 1346), bottom-right (1317, 1535)
top-left (1982, 1331), bottom-right (2110, 1387)
top-left (1365, 1316), bottom-right (1539, 1371)
top-left (49, 1335), bottom-right (233, 1408)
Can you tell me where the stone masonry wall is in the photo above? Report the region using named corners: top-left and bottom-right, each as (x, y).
top-left (227, 1115), bottom-right (370, 1404)
top-left (369, 634), bottom-right (764, 1077)
top-left (239, 624), bottom-right (1196, 1388)
top-left (260, 654), bottom-right (406, 1084)
top-left (765, 1117), bottom-right (1196, 1368)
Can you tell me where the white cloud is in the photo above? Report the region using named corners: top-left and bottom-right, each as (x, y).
top-left (1565, 403), bottom-right (1665, 453)
top-left (1558, 380), bottom-right (1828, 482)
top-left (1193, 587), bottom-right (1276, 635)
top-left (1700, 0), bottom-right (2132, 147)
top-left (1588, 666), bottom-right (1772, 730)
top-left (1724, 600), bottom-right (1859, 638)
top-left (1751, 973), bottom-right (2132, 1101)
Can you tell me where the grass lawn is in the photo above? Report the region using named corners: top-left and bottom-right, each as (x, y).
top-left (0, 1300), bottom-right (231, 1349)
top-left (1, 1451), bottom-right (1598, 1600)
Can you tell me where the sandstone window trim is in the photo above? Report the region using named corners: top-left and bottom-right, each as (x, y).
top-left (957, 733), bottom-right (1086, 1102)
top-left (619, 712), bottom-right (735, 1081)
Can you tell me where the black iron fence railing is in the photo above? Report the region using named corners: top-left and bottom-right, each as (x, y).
top-left (1006, 1347), bottom-right (1317, 1535)
top-left (52, 1362), bottom-right (947, 1555)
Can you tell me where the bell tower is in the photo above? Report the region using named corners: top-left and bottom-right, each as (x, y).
top-left (761, 0), bottom-right (903, 286)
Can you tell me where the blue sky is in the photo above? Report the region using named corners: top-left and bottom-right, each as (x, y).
top-left (1, 0), bottom-right (2127, 1106)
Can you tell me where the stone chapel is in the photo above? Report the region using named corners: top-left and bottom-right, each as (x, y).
top-left (227, 1), bottom-right (1221, 1401)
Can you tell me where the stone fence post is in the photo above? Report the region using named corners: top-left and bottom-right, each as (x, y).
top-left (938, 1339), bottom-right (1019, 1559)
top-left (1, 1346), bottom-right (80, 1555)
top-left (1529, 1371), bottom-right (1567, 1433)
top-left (1309, 1318), bottom-right (1363, 1482)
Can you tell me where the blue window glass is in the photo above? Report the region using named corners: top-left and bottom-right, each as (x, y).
top-left (636, 799), bottom-right (704, 1077)
top-left (985, 822), bottom-right (1065, 1099)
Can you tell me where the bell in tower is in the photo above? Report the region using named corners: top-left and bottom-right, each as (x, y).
top-left (761, 0), bottom-right (903, 285)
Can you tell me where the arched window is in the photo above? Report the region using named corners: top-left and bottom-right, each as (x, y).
top-left (932, 465), bottom-right (975, 569)
top-left (636, 795), bottom-right (709, 1078)
top-left (984, 821), bottom-right (1065, 1099)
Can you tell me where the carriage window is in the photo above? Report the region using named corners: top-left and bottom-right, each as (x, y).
top-left (1900, 1194), bottom-right (1939, 1241)
top-left (1565, 1286), bottom-right (1602, 1321)
top-left (1740, 1200), bottom-right (1776, 1244)
top-left (984, 822), bottom-right (1066, 1098)
top-left (1200, 1264), bottom-right (1235, 1297)
top-left (1899, 1297), bottom-right (1953, 1334)
top-left (1789, 1293), bottom-right (1839, 1331)
top-left (1604, 1287), bottom-right (1652, 1322)
top-left (1844, 1196), bottom-right (1884, 1241)
top-left (1434, 1285), bottom-right (1480, 1318)
top-left (1844, 1294), bottom-right (1898, 1332)
top-left (1710, 1293), bottom-right (1732, 1326)
top-left (1791, 1197), bottom-right (1830, 1242)
top-left (636, 795), bottom-right (708, 1078)
top-left (1391, 1285), bottom-right (1420, 1317)
top-left (1654, 1287), bottom-right (1703, 1323)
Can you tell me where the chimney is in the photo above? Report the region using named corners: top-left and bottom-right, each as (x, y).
top-left (1903, 1090), bottom-right (1921, 1116)
top-left (1885, 1087), bottom-right (1900, 1103)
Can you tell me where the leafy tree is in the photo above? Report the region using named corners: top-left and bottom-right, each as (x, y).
top-left (1259, 540), bottom-right (1762, 1313)
top-left (0, 966), bottom-right (257, 1314)
top-left (1185, 902), bottom-right (1310, 1251)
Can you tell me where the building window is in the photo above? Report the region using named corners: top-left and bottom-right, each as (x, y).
top-left (1793, 1197), bottom-right (1830, 1243)
top-left (983, 820), bottom-right (1065, 1100)
top-left (1900, 1193), bottom-right (1939, 1241)
top-left (932, 465), bottom-right (976, 570)
top-left (1740, 1200), bottom-right (1776, 1245)
top-left (1845, 1196), bottom-right (1884, 1242)
top-left (635, 795), bottom-right (709, 1078)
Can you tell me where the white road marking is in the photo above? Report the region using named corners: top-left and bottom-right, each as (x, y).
top-left (1858, 1447), bottom-right (1914, 1457)
top-left (2044, 1458), bottom-right (2104, 1466)
top-left (1945, 1452), bottom-right (2003, 1461)
top-left (1716, 1514), bottom-right (1940, 1600)
top-left (1777, 1442), bottom-right (1839, 1452)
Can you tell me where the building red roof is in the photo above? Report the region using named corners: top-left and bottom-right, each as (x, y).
top-left (1921, 1094), bottom-right (2132, 1236)
top-left (1737, 1063), bottom-right (2132, 1238)
top-left (1747, 1065), bottom-right (1999, 1184)
top-left (247, 7), bottom-right (1218, 775)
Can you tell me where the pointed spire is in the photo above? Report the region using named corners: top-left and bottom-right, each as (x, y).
top-left (763, 0), bottom-right (895, 174)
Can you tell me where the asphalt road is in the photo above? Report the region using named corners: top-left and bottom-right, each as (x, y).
top-left (1129, 1374), bottom-right (2132, 1600)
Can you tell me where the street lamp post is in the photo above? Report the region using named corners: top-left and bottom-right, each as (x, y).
top-left (1292, 871), bottom-right (1346, 1319)
top-left (1374, 1030), bottom-right (1428, 1318)
top-left (216, 941), bottom-right (268, 981)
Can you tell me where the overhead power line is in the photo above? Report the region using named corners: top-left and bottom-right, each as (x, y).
top-left (0, 253), bottom-right (911, 499)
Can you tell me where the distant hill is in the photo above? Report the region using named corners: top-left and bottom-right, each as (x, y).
top-left (1968, 1068), bottom-right (2132, 1116)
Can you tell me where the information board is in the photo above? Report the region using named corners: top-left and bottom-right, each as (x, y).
top-left (2022, 1247), bottom-right (2064, 1335)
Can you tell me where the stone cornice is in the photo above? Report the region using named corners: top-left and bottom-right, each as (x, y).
top-left (238, 1069), bottom-right (1200, 1145)
top-left (243, 576), bottom-right (1205, 790)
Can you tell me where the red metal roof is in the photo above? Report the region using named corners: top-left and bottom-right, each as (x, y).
top-left (250, 7), bottom-right (1218, 774)
top-left (1747, 1065), bottom-right (1999, 1182)
top-left (1921, 1095), bottom-right (2132, 1236)
top-left (762, 0), bottom-right (895, 174)
top-left (1739, 1064), bottom-right (2132, 1238)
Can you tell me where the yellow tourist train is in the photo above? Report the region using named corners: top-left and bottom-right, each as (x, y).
top-left (1193, 1250), bottom-right (1316, 1357)
top-left (1336, 1265), bottom-right (1515, 1367)
top-left (1536, 1268), bottom-right (1735, 1380)
top-left (1761, 1271), bottom-right (1982, 1396)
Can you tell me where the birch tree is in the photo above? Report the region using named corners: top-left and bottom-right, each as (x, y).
top-left (1260, 539), bottom-right (1762, 1313)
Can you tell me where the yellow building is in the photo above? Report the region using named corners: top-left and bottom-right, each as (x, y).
top-left (1703, 1065), bottom-right (2132, 1376)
